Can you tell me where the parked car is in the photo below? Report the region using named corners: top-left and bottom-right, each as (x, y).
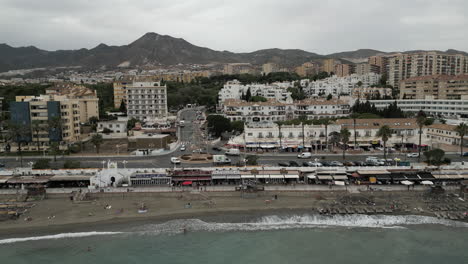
top-left (0, 163), bottom-right (5, 168)
top-left (288, 161), bottom-right (300, 167)
top-left (308, 161), bottom-right (323, 167)
top-left (278, 162), bottom-right (289, 167)
top-left (343, 161), bottom-right (355, 166)
top-left (407, 153), bottom-right (419, 158)
top-left (321, 161), bottom-right (332, 167)
top-left (170, 157), bottom-right (181, 164)
top-left (365, 160), bottom-right (380, 166)
top-left (180, 145), bottom-right (186, 151)
top-left (297, 152), bottom-right (312, 159)
top-left (212, 146), bottom-right (222, 151)
top-left (463, 152), bottom-right (468, 157)
top-left (302, 161), bottom-right (311, 167)
top-left (329, 161), bottom-right (343, 167)
top-left (354, 161), bottom-right (366, 166)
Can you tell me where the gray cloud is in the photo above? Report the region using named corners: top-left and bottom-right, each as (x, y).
top-left (0, 0), bottom-right (467, 54)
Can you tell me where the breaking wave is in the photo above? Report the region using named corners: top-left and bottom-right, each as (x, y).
top-left (0, 231), bottom-right (123, 245)
top-left (133, 214), bottom-right (468, 235)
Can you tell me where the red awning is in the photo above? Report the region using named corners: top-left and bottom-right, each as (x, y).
top-left (182, 181), bottom-right (193, 186)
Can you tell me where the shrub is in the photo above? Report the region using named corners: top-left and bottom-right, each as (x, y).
top-left (33, 159), bottom-right (51, 169)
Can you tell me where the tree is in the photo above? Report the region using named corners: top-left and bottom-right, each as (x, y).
top-left (350, 113), bottom-right (359, 149)
top-left (377, 125), bottom-right (392, 160)
top-left (31, 120), bottom-right (45, 152)
top-left (245, 155), bottom-right (259, 165)
top-left (339, 128), bottom-right (351, 160)
top-left (245, 88), bottom-right (252, 102)
top-left (276, 122), bottom-right (283, 150)
top-left (119, 99), bottom-right (127, 113)
top-left (7, 122), bottom-right (31, 167)
top-left (454, 123), bottom-right (468, 157)
top-left (207, 115), bottom-right (232, 137)
top-left (250, 96), bottom-right (268, 102)
top-left (326, 94), bottom-right (333, 100)
top-left (49, 142), bottom-right (60, 162)
top-left (127, 118), bottom-right (140, 131)
top-left (329, 131), bottom-right (340, 151)
top-left (91, 134), bottom-right (104, 154)
top-left (320, 119), bottom-right (331, 151)
top-left (416, 111), bottom-right (427, 162)
top-left (33, 159), bottom-right (51, 169)
top-left (231, 121), bottom-right (245, 134)
top-left (424, 148), bottom-right (446, 166)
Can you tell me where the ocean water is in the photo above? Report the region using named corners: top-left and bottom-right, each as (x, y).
top-left (1, 214), bottom-right (467, 264)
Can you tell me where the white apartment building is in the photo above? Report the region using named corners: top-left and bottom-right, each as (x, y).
top-left (369, 97), bottom-right (468, 119)
top-left (97, 117), bottom-right (128, 134)
top-left (222, 98), bottom-right (350, 123)
top-left (304, 73), bottom-right (380, 97)
top-left (228, 122), bottom-right (341, 150)
top-left (218, 80), bottom-right (293, 104)
top-left (126, 81), bottom-right (168, 122)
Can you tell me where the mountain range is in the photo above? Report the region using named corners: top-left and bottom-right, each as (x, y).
top-left (0, 32), bottom-right (467, 72)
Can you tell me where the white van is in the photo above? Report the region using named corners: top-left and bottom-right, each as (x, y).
top-left (225, 148), bottom-right (241, 156)
top-left (297, 152), bottom-right (312, 159)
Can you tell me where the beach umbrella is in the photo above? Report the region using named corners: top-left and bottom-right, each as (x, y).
top-left (421, 180), bottom-right (434, 185)
top-left (182, 181), bottom-right (193, 186)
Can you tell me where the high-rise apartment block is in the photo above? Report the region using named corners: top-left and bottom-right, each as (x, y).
top-left (399, 75), bottom-right (468, 100)
top-left (126, 81), bottom-right (168, 121)
top-left (388, 52), bottom-right (468, 88)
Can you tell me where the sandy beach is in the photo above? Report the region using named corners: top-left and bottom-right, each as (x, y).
top-left (0, 189), bottom-right (467, 237)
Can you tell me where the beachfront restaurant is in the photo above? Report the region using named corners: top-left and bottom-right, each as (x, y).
top-left (211, 169), bottom-right (241, 185)
top-left (431, 170), bottom-right (468, 184)
top-left (387, 170), bottom-right (436, 185)
top-left (47, 175), bottom-right (92, 188)
top-left (316, 170), bottom-right (348, 185)
top-left (351, 170), bottom-right (392, 185)
top-left (130, 172), bottom-right (171, 186)
top-left (171, 169), bottom-right (212, 186)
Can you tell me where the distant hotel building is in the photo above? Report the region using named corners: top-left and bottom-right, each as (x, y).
top-left (304, 73), bottom-right (380, 97)
top-left (218, 80), bottom-right (293, 105)
top-left (126, 81), bottom-right (168, 122)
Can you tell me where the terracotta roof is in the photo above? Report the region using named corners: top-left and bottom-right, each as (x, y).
top-left (335, 118), bottom-right (418, 129)
top-left (427, 124), bottom-right (458, 132)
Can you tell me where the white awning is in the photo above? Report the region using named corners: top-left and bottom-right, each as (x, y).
top-left (260, 144), bottom-right (276, 149)
top-left (307, 175), bottom-right (317, 179)
top-left (332, 175), bottom-right (348, 180)
top-left (318, 175), bottom-right (333, 180)
top-left (211, 175), bottom-right (227, 180)
top-left (334, 181), bottom-right (346, 186)
top-left (226, 175), bottom-right (241, 179)
top-left (255, 175), bottom-right (270, 179)
top-left (401, 180), bottom-right (414, 185)
top-left (270, 175), bottom-right (284, 179)
top-left (284, 175), bottom-right (299, 179)
top-left (50, 175), bottom-right (92, 181)
top-left (421, 180), bottom-right (434, 185)
top-left (241, 175), bottom-right (255, 179)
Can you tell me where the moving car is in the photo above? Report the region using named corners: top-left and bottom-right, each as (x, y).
top-left (407, 153), bottom-right (419, 158)
top-left (212, 146), bottom-right (222, 151)
top-left (278, 162), bottom-right (289, 167)
top-left (297, 152), bottom-right (312, 159)
top-left (225, 148), bottom-right (241, 156)
top-left (170, 157), bottom-right (181, 164)
top-left (180, 145), bottom-right (186, 151)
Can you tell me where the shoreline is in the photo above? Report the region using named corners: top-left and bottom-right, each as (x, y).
top-left (1, 190), bottom-right (467, 238)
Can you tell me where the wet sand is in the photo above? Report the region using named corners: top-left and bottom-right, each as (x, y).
top-left (0, 190), bottom-right (466, 237)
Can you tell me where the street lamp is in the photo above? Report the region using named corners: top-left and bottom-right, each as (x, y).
top-left (101, 160), bottom-right (106, 169)
top-left (122, 160), bottom-right (128, 169)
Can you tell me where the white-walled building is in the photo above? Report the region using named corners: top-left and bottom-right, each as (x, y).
top-left (218, 80), bottom-right (293, 104)
top-left (222, 98), bottom-right (350, 123)
top-left (126, 81), bottom-right (168, 122)
top-left (369, 97), bottom-right (468, 119)
top-left (97, 117), bottom-right (128, 134)
top-left (305, 73), bottom-right (381, 97)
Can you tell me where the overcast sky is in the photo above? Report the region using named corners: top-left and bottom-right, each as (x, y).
top-left (1, 0), bottom-right (467, 54)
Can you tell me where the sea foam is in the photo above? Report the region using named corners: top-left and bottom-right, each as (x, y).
top-left (0, 231), bottom-right (123, 245)
top-left (134, 214), bottom-right (468, 235)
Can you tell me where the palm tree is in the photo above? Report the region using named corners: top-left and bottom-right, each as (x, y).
top-left (7, 122), bottom-right (31, 167)
top-left (454, 123), bottom-right (468, 157)
top-left (47, 116), bottom-right (63, 159)
top-left (350, 113), bottom-right (359, 149)
top-left (321, 118), bottom-right (331, 151)
top-left (31, 120), bottom-right (44, 152)
top-left (339, 128), bottom-right (351, 161)
top-left (276, 122), bottom-right (283, 151)
top-left (416, 111), bottom-right (427, 162)
top-left (329, 131), bottom-right (340, 152)
top-left (91, 134), bottom-right (104, 154)
top-left (377, 125), bottom-right (392, 160)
